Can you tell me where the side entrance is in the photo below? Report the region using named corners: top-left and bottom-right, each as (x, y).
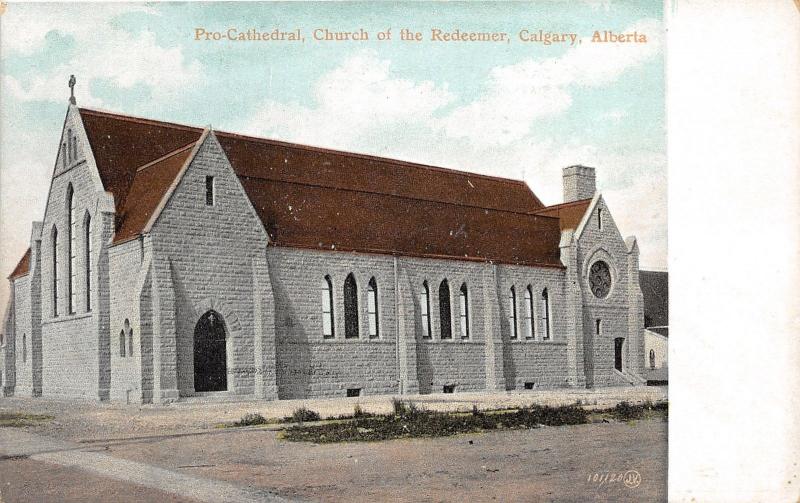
top-left (194, 310), bottom-right (227, 392)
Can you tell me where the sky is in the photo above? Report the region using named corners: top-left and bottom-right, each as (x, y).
top-left (0, 1), bottom-right (666, 312)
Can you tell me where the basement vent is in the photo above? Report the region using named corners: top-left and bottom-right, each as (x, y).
top-left (346, 388), bottom-right (361, 397)
top-left (443, 385), bottom-right (456, 394)
top-left (524, 382), bottom-right (536, 390)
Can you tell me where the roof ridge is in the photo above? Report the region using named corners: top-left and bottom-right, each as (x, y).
top-left (79, 107), bottom-right (204, 134)
top-left (79, 107), bottom-right (531, 189)
top-left (216, 130), bottom-right (529, 187)
top-left (136, 141), bottom-right (199, 172)
top-left (534, 198), bottom-right (593, 212)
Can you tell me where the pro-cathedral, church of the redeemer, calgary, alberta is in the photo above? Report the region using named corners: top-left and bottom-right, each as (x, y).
top-left (0, 87), bottom-right (652, 404)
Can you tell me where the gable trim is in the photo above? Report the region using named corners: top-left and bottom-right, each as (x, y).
top-left (40, 105), bottom-right (105, 231)
top-left (575, 192), bottom-right (602, 240)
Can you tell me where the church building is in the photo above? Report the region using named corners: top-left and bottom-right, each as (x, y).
top-left (0, 95), bottom-right (647, 404)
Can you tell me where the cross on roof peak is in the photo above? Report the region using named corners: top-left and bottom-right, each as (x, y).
top-left (68, 75), bottom-right (76, 105)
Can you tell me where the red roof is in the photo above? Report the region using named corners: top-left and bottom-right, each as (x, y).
top-left (9, 248), bottom-right (31, 280)
top-left (114, 142), bottom-right (198, 243)
top-left (81, 109), bottom-right (204, 220)
top-left (10, 108), bottom-right (583, 279)
top-left (534, 198), bottom-right (593, 231)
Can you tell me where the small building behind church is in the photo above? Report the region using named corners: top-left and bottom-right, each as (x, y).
top-left (640, 270), bottom-right (669, 384)
top-left (0, 97), bottom-right (651, 404)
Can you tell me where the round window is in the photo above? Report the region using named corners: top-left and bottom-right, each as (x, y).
top-left (589, 261), bottom-right (612, 298)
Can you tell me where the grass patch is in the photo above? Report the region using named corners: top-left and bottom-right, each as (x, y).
top-left (225, 406), bottom-right (329, 429)
top-left (231, 412), bottom-right (272, 427)
top-left (610, 400), bottom-right (668, 421)
top-left (283, 402), bottom-right (588, 443)
top-left (290, 406), bottom-right (321, 424)
top-left (0, 412), bottom-right (54, 427)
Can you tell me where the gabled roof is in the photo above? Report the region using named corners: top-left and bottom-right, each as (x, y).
top-left (11, 107), bottom-right (572, 277)
top-left (8, 248), bottom-right (31, 280)
top-left (646, 326), bottom-right (669, 338)
top-left (80, 108), bottom-right (205, 218)
top-left (534, 198), bottom-right (593, 231)
top-left (115, 141), bottom-right (199, 243)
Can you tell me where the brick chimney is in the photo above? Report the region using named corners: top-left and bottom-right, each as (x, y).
top-left (562, 165), bottom-right (596, 202)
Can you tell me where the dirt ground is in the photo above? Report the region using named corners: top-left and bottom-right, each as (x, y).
top-left (0, 457), bottom-right (200, 503)
top-left (0, 389), bottom-right (667, 502)
top-left (102, 419), bottom-right (667, 502)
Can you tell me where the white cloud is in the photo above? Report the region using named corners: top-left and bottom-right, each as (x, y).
top-left (243, 50), bottom-right (454, 147)
top-left (580, 0), bottom-right (614, 11)
top-left (1, 4), bottom-right (157, 55)
top-left (1, 4), bottom-right (199, 107)
top-left (443, 18), bottom-right (663, 146)
top-left (600, 109), bottom-right (628, 124)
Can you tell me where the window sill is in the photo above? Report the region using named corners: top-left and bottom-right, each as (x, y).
top-left (510, 339), bottom-right (566, 345)
top-left (319, 337), bottom-right (392, 344)
top-left (420, 338), bottom-right (481, 344)
top-left (43, 312), bottom-right (93, 325)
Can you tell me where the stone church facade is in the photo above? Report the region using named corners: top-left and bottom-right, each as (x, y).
top-left (0, 102), bottom-right (646, 404)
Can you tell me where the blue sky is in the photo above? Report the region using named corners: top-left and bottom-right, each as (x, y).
top-left (0, 1), bottom-right (666, 308)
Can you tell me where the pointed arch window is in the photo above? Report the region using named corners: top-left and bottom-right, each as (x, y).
top-left (598, 207), bottom-right (603, 230)
top-left (508, 286), bottom-right (518, 339)
top-left (66, 129), bottom-right (73, 162)
top-left (84, 213), bottom-right (92, 311)
top-left (540, 288), bottom-right (551, 340)
top-left (52, 226), bottom-right (59, 317)
top-left (61, 143), bottom-right (67, 169)
top-left (524, 286), bottom-right (535, 339)
top-left (459, 283), bottom-right (470, 339)
top-left (205, 176), bottom-right (215, 206)
top-left (119, 330), bottom-right (126, 357)
top-left (439, 280), bottom-right (452, 339)
top-left (420, 281), bottom-right (432, 338)
top-left (321, 275), bottom-right (334, 338)
top-left (344, 273), bottom-right (359, 338)
top-left (22, 333), bottom-right (27, 363)
top-left (367, 277), bottom-right (379, 338)
top-left (67, 184), bottom-right (77, 314)
top-left (125, 319), bottom-right (133, 357)
top-left (71, 130), bottom-right (77, 160)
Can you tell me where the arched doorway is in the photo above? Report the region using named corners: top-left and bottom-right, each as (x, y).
top-left (194, 310), bottom-right (227, 392)
top-left (614, 337), bottom-right (625, 372)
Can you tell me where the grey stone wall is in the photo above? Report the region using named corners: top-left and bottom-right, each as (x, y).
top-left (495, 264), bottom-right (572, 389)
top-left (267, 248), bottom-right (576, 398)
top-left (148, 133), bottom-right (271, 401)
top-left (576, 197), bottom-right (639, 386)
top-left (12, 277), bottom-right (31, 395)
top-left (108, 239), bottom-right (144, 402)
top-left (267, 247), bottom-right (399, 399)
top-left (37, 107), bottom-right (105, 399)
